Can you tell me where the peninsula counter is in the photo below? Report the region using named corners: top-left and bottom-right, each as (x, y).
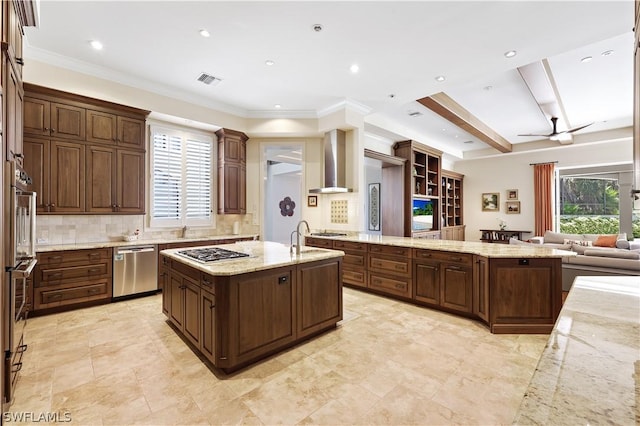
top-left (306, 234), bottom-right (575, 334)
top-left (160, 241), bottom-right (344, 372)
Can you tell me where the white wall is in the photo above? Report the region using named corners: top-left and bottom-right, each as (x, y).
top-left (454, 138), bottom-right (633, 241)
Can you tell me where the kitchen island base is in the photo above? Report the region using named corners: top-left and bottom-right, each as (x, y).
top-left (161, 248), bottom-right (343, 373)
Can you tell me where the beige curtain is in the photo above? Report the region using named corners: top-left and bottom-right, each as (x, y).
top-left (534, 163), bottom-right (555, 236)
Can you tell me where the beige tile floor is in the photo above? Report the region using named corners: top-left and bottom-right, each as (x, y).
top-left (9, 288), bottom-right (548, 425)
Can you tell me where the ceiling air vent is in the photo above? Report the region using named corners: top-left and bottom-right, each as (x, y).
top-left (197, 72), bottom-right (222, 86)
top-left (408, 110), bottom-right (423, 117)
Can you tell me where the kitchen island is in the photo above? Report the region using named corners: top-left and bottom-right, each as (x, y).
top-left (513, 276), bottom-right (639, 424)
top-left (306, 234), bottom-right (575, 334)
top-left (160, 241), bottom-right (344, 372)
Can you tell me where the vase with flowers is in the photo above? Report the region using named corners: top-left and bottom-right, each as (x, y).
top-left (497, 218), bottom-right (507, 230)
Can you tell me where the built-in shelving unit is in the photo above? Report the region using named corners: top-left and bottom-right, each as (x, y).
top-left (440, 170), bottom-right (465, 241)
top-left (394, 140), bottom-right (442, 238)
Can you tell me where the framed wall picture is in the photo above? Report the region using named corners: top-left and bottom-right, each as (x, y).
top-left (507, 189), bottom-right (518, 200)
top-left (481, 193), bottom-right (500, 211)
top-left (506, 201), bottom-right (521, 214)
top-left (307, 195), bottom-right (317, 207)
top-left (368, 183), bottom-right (381, 231)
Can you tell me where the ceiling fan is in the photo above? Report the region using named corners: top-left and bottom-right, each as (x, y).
top-left (518, 116), bottom-right (593, 140)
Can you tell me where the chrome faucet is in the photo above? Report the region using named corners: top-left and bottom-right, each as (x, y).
top-left (181, 226), bottom-right (188, 238)
top-left (290, 220), bottom-right (310, 255)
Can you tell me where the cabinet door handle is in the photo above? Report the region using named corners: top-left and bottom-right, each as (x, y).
top-left (179, 285), bottom-right (187, 290)
top-left (16, 57), bottom-right (24, 66)
top-left (394, 264), bottom-right (405, 270)
top-left (48, 272), bottom-right (63, 279)
top-left (88, 268), bottom-right (101, 274)
top-left (48, 255), bottom-right (62, 261)
top-left (395, 284), bottom-right (405, 289)
top-left (278, 276), bottom-right (288, 284)
top-left (449, 256), bottom-right (462, 262)
top-left (448, 265), bottom-right (461, 271)
top-left (51, 129), bottom-right (56, 133)
top-left (202, 279), bottom-right (211, 286)
top-left (209, 304), bottom-right (215, 310)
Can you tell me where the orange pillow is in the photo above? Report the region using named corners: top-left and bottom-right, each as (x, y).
top-left (593, 234), bottom-right (618, 248)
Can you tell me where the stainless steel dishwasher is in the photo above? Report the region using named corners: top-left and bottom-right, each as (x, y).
top-left (113, 245), bottom-right (158, 298)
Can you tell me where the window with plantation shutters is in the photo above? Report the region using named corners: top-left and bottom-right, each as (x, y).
top-left (150, 126), bottom-right (214, 227)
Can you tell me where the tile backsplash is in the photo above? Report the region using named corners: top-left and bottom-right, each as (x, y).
top-left (37, 214), bottom-right (260, 245)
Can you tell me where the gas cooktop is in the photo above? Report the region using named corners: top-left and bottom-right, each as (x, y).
top-left (177, 247), bottom-right (250, 263)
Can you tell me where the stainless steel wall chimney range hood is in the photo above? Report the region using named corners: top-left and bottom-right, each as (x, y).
top-left (309, 129), bottom-right (353, 193)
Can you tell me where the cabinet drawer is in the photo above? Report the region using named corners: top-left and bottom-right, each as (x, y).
top-left (369, 255), bottom-right (410, 276)
top-left (171, 259), bottom-right (201, 282)
top-left (38, 262), bottom-right (110, 285)
top-left (38, 248), bottom-right (111, 265)
top-left (305, 237), bottom-right (333, 248)
top-left (342, 269), bottom-right (366, 288)
top-left (344, 253), bottom-right (366, 267)
top-left (368, 273), bottom-right (411, 298)
top-left (413, 249), bottom-right (473, 266)
top-left (369, 244), bottom-right (410, 257)
top-left (35, 280), bottom-right (111, 309)
top-left (333, 240), bottom-right (367, 251)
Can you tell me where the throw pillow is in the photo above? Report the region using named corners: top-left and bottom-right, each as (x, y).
top-left (593, 234), bottom-right (618, 248)
top-left (564, 239), bottom-right (592, 247)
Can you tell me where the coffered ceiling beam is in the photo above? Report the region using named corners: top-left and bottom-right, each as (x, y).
top-left (417, 93), bottom-right (513, 153)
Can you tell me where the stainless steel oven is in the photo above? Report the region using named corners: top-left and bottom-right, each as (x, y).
top-left (4, 160), bottom-right (37, 406)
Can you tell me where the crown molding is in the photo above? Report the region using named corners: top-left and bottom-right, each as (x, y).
top-left (317, 98), bottom-right (372, 118)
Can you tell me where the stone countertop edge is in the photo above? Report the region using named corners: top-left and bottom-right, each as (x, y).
top-left (512, 276), bottom-right (640, 425)
top-left (36, 234), bottom-right (259, 253)
top-left (161, 241), bottom-right (345, 276)
top-left (307, 234), bottom-right (575, 259)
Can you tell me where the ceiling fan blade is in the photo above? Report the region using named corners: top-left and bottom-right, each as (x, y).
top-left (566, 122), bottom-right (594, 133)
top-left (517, 132), bottom-right (553, 137)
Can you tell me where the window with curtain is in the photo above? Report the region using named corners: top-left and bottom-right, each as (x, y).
top-left (150, 125), bottom-right (214, 227)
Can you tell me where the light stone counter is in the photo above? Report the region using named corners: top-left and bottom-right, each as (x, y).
top-left (161, 240), bottom-right (344, 276)
top-left (308, 234), bottom-right (575, 259)
top-left (36, 234), bottom-right (259, 253)
top-left (513, 276), bottom-right (640, 425)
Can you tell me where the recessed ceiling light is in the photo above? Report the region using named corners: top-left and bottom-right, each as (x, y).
top-left (199, 29), bottom-right (210, 38)
top-left (441, 128), bottom-right (446, 132)
top-left (601, 50), bottom-right (614, 57)
top-left (388, 94), bottom-right (395, 99)
top-left (435, 75), bottom-right (446, 82)
top-left (504, 50), bottom-right (517, 58)
top-left (580, 56), bottom-right (593, 63)
top-left (350, 64), bottom-right (359, 74)
top-left (90, 40), bottom-right (103, 50)
top-left (274, 104), bottom-right (281, 109)
top-left (265, 60), bottom-right (275, 66)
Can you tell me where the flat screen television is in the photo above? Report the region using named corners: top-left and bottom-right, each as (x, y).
top-left (412, 199), bottom-right (434, 231)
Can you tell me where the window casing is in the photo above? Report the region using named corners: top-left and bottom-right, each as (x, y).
top-left (150, 125), bottom-right (214, 228)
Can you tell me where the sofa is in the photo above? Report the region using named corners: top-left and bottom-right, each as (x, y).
top-left (510, 231), bottom-right (640, 291)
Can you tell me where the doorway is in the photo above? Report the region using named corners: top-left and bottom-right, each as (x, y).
top-left (262, 144), bottom-right (303, 244)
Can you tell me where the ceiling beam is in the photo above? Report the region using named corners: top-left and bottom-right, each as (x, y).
top-left (417, 93), bottom-right (512, 153)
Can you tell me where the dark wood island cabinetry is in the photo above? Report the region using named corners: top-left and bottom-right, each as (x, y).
top-left (307, 235), bottom-right (570, 334)
top-left (160, 241), bottom-right (343, 372)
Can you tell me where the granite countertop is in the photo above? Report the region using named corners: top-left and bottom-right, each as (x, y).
top-left (513, 276), bottom-right (640, 425)
top-left (161, 240), bottom-right (344, 276)
top-left (36, 234), bottom-right (259, 253)
top-left (307, 234), bottom-right (575, 259)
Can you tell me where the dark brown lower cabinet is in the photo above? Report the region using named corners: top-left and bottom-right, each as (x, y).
top-left (162, 256), bottom-right (342, 372)
top-left (413, 249), bottom-right (473, 315)
top-left (200, 289), bottom-right (216, 364)
top-left (489, 257), bottom-right (562, 334)
top-left (473, 256), bottom-right (489, 322)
